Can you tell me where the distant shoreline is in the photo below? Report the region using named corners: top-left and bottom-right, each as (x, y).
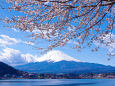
top-left (0, 73), bottom-right (115, 79)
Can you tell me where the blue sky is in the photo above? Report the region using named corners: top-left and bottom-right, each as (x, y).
top-left (0, 0), bottom-right (115, 66)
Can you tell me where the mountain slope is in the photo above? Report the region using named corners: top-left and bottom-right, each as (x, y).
top-left (0, 62), bottom-right (23, 77)
top-left (15, 61), bottom-right (115, 74)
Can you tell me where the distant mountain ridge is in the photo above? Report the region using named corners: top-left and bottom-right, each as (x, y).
top-left (14, 50), bottom-right (115, 74)
top-left (15, 61), bottom-right (115, 74)
top-left (0, 62), bottom-right (23, 77)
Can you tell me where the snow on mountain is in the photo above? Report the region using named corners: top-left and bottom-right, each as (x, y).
top-left (37, 50), bottom-right (80, 62)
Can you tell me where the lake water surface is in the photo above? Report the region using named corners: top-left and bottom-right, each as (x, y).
top-left (0, 79), bottom-right (115, 86)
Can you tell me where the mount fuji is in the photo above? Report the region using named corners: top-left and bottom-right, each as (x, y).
top-left (15, 50), bottom-right (115, 74)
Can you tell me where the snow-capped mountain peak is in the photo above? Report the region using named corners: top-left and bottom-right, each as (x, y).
top-left (37, 50), bottom-right (80, 62)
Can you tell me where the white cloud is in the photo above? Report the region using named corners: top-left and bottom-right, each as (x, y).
top-left (0, 34), bottom-right (34, 47)
top-left (0, 35), bottom-right (20, 47)
top-left (0, 48), bottom-right (38, 66)
top-left (11, 28), bottom-right (19, 32)
top-left (24, 41), bottom-right (34, 46)
top-left (0, 48), bottom-right (22, 65)
top-left (21, 53), bottom-right (37, 63)
top-left (68, 40), bottom-right (79, 45)
top-left (67, 25), bottom-right (76, 31)
top-left (95, 33), bottom-right (115, 55)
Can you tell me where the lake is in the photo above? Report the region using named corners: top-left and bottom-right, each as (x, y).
top-left (0, 79), bottom-right (115, 86)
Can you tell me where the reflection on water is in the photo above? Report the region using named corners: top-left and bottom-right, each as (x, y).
top-left (0, 79), bottom-right (114, 86)
top-left (40, 83), bottom-right (96, 86)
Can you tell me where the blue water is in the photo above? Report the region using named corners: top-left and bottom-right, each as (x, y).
top-left (0, 79), bottom-right (115, 86)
